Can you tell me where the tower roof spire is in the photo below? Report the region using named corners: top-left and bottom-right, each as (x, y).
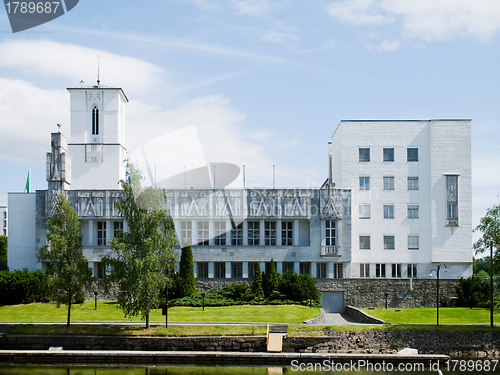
top-left (96, 53), bottom-right (100, 86)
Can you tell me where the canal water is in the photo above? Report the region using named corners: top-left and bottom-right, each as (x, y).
top-left (0, 364), bottom-right (487, 375)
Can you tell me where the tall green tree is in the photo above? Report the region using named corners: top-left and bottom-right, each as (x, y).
top-left (101, 163), bottom-right (177, 328)
top-left (474, 204), bottom-right (500, 267)
top-left (0, 236), bottom-right (7, 270)
top-left (263, 259), bottom-right (280, 298)
top-left (251, 262), bottom-right (264, 298)
top-left (36, 194), bottom-right (93, 327)
top-left (179, 244), bottom-right (196, 297)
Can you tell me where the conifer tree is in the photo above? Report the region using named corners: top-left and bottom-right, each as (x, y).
top-left (251, 262), bottom-right (264, 298)
top-left (179, 244), bottom-right (196, 297)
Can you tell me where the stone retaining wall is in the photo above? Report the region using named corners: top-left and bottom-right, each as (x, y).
top-left (0, 335), bottom-right (266, 352)
top-left (2, 330), bottom-right (500, 358)
top-left (344, 306), bottom-right (386, 324)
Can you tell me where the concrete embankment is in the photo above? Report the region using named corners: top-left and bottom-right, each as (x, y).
top-left (1, 329), bottom-right (500, 358)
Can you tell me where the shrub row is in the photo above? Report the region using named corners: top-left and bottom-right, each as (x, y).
top-left (0, 269), bottom-right (49, 305)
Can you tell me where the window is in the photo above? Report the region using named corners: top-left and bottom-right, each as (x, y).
top-left (384, 235), bottom-right (395, 250)
top-left (446, 175), bottom-right (459, 226)
top-left (96, 262), bottom-right (105, 279)
top-left (383, 205), bottom-right (394, 219)
top-left (180, 221), bottom-right (192, 245)
top-left (265, 221), bottom-right (276, 246)
top-left (359, 177), bottom-right (370, 190)
top-left (197, 262), bottom-right (208, 278)
top-left (408, 176), bottom-right (419, 190)
top-left (214, 222), bottom-right (226, 246)
top-left (282, 262), bottom-right (294, 274)
top-left (392, 264), bottom-right (402, 278)
top-left (248, 221), bottom-right (260, 246)
top-left (248, 262), bottom-right (256, 278)
top-left (215, 262), bottom-right (226, 278)
top-left (197, 222), bottom-right (209, 245)
top-left (325, 220), bottom-right (336, 246)
top-left (92, 106), bottom-right (99, 135)
top-left (97, 221), bottom-right (106, 246)
top-left (231, 223), bottom-right (243, 245)
top-left (376, 264), bottom-right (386, 278)
top-left (113, 222), bottom-right (123, 238)
top-left (333, 263), bottom-right (343, 279)
top-left (232, 262), bottom-right (242, 278)
top-left (360, 264), bottom-right (370, 278)
top-left (317, 263), bottom-right (327, 278)
top-left (359, 204), bottom-right (370, 219)
top-left (359, 148), bottom-right (370, 162)
top-left (407, 148), bottom-right (418, 162)
top-left (282, 221), bottom-right (293, 246)
top-left (408, 235), bottom-right (419, 250)
top-left (383, 148), bottom-right (394, 162)
top-left (407, 205), bottom-right (419, 219)
top-left (299, 262), bottom-right (310, 275)
top-left (383, 176), bottom-right (394, 190)
top-left (407, 263), bottom-right (418, 278)
top-left (359, 235), bottom-right (370, 250)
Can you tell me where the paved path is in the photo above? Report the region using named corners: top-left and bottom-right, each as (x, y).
top-left (319, 313), bottom-right (366, 325)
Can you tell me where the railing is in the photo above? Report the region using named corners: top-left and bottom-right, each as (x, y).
top-left (321, 246), bottom-right (340, 256)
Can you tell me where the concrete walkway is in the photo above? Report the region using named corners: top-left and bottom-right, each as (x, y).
top-left (319, 313), bottom-right (366, 325)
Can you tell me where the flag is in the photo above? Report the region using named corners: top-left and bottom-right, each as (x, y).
top-left (25, 169), bottom-right (30, 193)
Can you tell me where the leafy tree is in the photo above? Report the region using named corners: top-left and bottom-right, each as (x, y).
top-left (36, 194), bottom-right (93, 327)
top-left (251, 262), bottom-right (264, 298)
top-left (474, 205), bottom-right (500, 273)
top-left (0, 236), bottom-right (7, 270)
top-left (474, 257), bottom-right (490, 275)
top-left (101, 163), bottom-right (177, 328)
top-left (179, 244), bottom-right (196, 297)
top-left (455, 275), bottom-right (490, 307)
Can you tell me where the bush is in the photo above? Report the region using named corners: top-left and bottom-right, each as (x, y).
top-left (278, 272), bottom-right (321, 304)
top-left (0, 269), bottom-right (49, 305)
top-left (0, 236), bottom-right (7, 270)
top-left (179, 245), bottom-right (196, 297)
top-left (455, 275), bottom-right (490, 307)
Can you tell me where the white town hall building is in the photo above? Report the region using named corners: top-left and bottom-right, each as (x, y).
top-left (7, 85), bottom-right (472, 290)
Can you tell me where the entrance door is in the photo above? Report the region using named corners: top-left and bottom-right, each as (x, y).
top-left (322, 292), bottom-right (344, 313)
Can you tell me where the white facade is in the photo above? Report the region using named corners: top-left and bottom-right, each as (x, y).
top-left (0, 206), bottom-right (7, 236)
top-left (330, 120), bottom-right (472, 280)
top-left (6, 86), bottom-right (472, 282)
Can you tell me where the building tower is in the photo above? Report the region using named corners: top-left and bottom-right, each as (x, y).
top-left (67, 85), bottom-right (129, 190)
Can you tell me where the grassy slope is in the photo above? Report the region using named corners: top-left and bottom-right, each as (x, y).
top-left (0, 302), bottom-right (320, 324)
top-left (362, 307), bottom-right (500, 324)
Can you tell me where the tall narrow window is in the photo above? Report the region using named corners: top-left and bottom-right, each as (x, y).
top-left (407, 263), bottom-right (418, 278)
top-left (97, 221), bottom-right (106, 246)
top-left (92, 106), bottom-right (99, 135)
top-left (231, 223), bottom-right (243, 245)
top-left (180, 221), bottom-right (192, 245)
top-left (392, 264), bottom-right (402, 278)
top-left (197, 222), bottom-right (209, 246)
top-left (265, 221), bottom-right (276, 245)
top-left (376, 264), bottom-right (386, 278)
top-left (325, 220), bottom-right (336, 246)
top-left (113, 222), bottom-right (123, 238)
top-left (214, 221), bottom-right (226, 246)
top-left (317, 263), bottom-right (327, 278)
top-left (383, 205), bottom-right (394, 219)
top-left (215, 262), bottom-right (226, 278)
top-left (383, 176), bottom-right (394, 190)
top-left (360, 264), bottom-right (370, 278)
top-left (282, 221), bottom-right (293, 246)
top-left (232, 262), bottom-right (243, 278)
top-left (408, 176), bottom-right (419, 190)
top-left (333, 263), bottom-right (343, 279)
top-left (446, 175), bottom-right (459, 226)
top-left (197, 262), bottom-right (208, 278)
top-left (248, 221), bottom-right (260, 246)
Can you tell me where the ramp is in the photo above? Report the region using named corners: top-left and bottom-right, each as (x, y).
top-left (266, 324), bottom-right (288, 353)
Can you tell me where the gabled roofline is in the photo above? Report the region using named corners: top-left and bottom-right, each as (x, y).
top-left (67, 86), bottom-right (129, 103)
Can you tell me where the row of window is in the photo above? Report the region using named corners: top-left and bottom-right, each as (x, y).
top-left (197, 261), bottom-right (344, 279)
top-left (359, 204), bottom-right (419, 219)
top-left (360, 263), bottom-right (418, 278)
top-left (180, 221), bottom-right (295, 246)
top-left (359, 147), bottom-right (418, 162)
top-left (359, 235), bottom-right (419, 250)
top-left (359, 176), bottom-right (419, 190)
top-left (96, 221), bottom-right (123, 246)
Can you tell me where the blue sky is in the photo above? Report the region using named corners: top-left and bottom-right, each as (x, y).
top-left (0, 0), bottom-right (499, 245)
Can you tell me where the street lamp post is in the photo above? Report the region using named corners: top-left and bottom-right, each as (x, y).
top-left (165, 284), bottom-right (169, 327)
top-left (384, 292), bottom-right (389, 309)
top-left (94, 291), bottom-right (98, 310)
top-left (429, 264), bottom-right (447, 326)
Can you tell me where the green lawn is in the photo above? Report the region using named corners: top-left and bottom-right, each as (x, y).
top-left (0, 302), bottom-right (320, 324)
top-left (363, 307), bottom-right (500, 325)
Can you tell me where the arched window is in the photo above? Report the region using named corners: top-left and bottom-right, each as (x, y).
top-left (92, 106), bottom-right (99, 135)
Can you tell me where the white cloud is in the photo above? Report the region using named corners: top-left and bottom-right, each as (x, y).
top-left (367, 39), bottom-right (400, 51)
top-left (231, 0), bottom-right (273, 17)
top-left (259, 30), bottom-right (301, 46)
top-left (0, 39), bottom-right (167, 96)
top-left (327, 0), bottom-right (500, 42)
top-left (327, 0), bottom-right (393, 26)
